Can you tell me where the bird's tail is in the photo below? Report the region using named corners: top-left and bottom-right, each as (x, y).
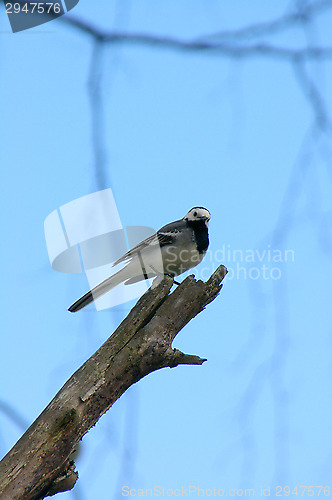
top-left (68, 264), bottom-right (134, 313)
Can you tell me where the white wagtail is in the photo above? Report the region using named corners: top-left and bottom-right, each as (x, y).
top-left (68, 207), bottom-right (211, 312)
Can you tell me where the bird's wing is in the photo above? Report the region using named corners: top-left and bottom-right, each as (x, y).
top-left (112, 219), bottom-right (184, 267)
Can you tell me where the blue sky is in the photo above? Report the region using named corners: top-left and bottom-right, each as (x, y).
top-left (1, 1), bottom-right (332, 499)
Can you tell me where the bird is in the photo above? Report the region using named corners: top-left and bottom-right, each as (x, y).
top-left (68, 206), bottom-right (211, 312)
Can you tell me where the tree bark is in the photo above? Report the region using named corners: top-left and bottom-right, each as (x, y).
top-left (0, 265), bottom-right (227, 500)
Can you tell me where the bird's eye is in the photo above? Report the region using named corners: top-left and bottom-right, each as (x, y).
top-left (193, 211), bottom-right (197, 217)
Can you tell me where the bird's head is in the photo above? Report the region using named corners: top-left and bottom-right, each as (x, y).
top-left (184, 207), bottom-right (211, 227)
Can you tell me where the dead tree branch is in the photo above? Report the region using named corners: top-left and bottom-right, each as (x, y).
top-left (0, 265), bottom-right (227, 500)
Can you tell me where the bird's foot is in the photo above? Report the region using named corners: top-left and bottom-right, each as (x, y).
top-left (163, 273), bottom-right (180, 286)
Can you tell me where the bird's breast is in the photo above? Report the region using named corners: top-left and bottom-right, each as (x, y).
top-left (161, 238), bottom-right (205, 276)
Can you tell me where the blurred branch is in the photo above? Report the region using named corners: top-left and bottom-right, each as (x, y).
top-left (0, 401), bottom-right (29, 431)
top-left (293, 58), bottom-right (332, 131)
top-left (57, 2), bottom-right (332, 191)
top-left (58, 0), bottom-right (332, 62)
top-left (61, 14), bottom-right (332, 61)
top-left (203, 0), bottom-right (332, 41)
top-left (0, 265), bottom-right (227, 500)
top-left (88, 39), bottom-right (109, 190)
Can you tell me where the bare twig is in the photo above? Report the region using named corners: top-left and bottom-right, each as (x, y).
top-left (293, 58), bottom-right (332, 130)
top-left (203, 0), bottom-right (332, 41)
top-left (87, 39), bottom-right (109, 190)
top-left (58, 15), bottom-right (332, 62)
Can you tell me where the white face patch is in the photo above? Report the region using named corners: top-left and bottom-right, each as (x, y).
top-left (184, 207), bottom-right (211, 223)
